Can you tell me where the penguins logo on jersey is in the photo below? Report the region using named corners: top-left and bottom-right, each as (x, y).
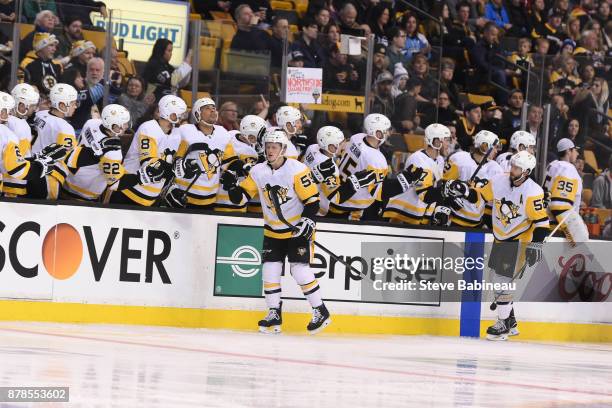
top-left (196, 145), bottom-right (223, 178)
top-left (495, 198), bottom-right (521, 227)
top-left (263, 184), bottom-right (291, 212)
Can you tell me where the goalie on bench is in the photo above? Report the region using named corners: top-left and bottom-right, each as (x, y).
top-left (219, 129), bottom-right (331, 334)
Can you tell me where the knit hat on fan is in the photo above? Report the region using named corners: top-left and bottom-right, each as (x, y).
top-left (71, 40), bottom-right (96, 57)
top-left (33, 32), bottom-right (59, 52)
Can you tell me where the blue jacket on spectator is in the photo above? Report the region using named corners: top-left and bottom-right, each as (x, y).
top-left (289, 37), bottom-right (326, 68)
top-left (484, 2), bottom-right (510, 29)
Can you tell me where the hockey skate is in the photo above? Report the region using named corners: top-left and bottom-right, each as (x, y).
top-left (258, 303), bottom-right (282, 334)
top-left (507, 308), bottom-right (519, 336)
top-left (307, 304), bottom-right (331, 334)
top-left (486, 318), bottom-right (510, 341)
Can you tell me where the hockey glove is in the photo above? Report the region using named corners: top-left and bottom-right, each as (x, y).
top-left (227, 159), bottom-right (249, 178)
top-left (431, 206), bottom-right (452, 226)
top-left (311, 158), bottom-right (336, 183)
top-left (292, 217), bottom-right (316, 241)
top-left (90, 136), bottom-right (122, 158)
top-left (294, 134), bottom-right (308, 153)
top-left (29, 156), bottom-right (55, 177)
top-left (525, 242), bottom-right (543, 267)
top-left (220, 170), bottom-right (238, 191)
top-left (164, 185), bottom-right (187, 208)
top-left (138, 160), bottom-right (171, 185)
top-left (173, 157), bottom-right (199, 179)
top-left (442, 179), bottom-right (470, 199)
top-left (347, 169), bottom-right (378, 191)
top-left (397, 164), bottom-right (424, 192)
top-left (37, 143), bottom-right (68, 162)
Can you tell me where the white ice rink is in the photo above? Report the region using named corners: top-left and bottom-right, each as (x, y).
top-left (0, 322), bottom-right (610, 408)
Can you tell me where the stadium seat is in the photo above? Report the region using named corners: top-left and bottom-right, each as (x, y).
top-left (116, 51), bottom-right (136, 78)
top-left (210, 11), bottom-right (234, 21)
top-left (83, 29), bottom-right (113, 51)
top-left (274, 9), bottom-right (299, 25)
top-left (204, 20), bottom-right (237, 49)
top-left (179, 90), bottom-right (211, 108)
top-left (289, 24), bottom-right (299, 34)
top-left (291, 0), bottom-right (308, 17)
top-left (199, 45), bottom-right (219, 71)
top-left (582, 188), bottom-right (592, 206)
top-left (271, 0), bottom-right (293, 10)
top-left (404, 133), bottom-right (425, 152)
top-left (19, 23), bottom-right (34, 39)
top-left (583, 150), bottom-right (601, 174)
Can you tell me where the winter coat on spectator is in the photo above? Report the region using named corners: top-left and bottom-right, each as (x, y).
top-left (404, 32), bottom-right (429, 60)
top-left (591, 170), bottom-right (612, 209)
top-left (230, 27), bottom-right (273, 54)
top-left (116, 93), bottom-right (148, 128)
top-left (72, 80), bottom-right (121, 132)
top-left (289, 36), bottom-right (326, 68)
top-left (484, 2), bottom-right (510, 30)
top-left (143, 39), bottom-right (192, 102)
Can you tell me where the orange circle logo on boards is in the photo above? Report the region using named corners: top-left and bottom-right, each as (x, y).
top-left (42, 223), bottom-right (83, 280)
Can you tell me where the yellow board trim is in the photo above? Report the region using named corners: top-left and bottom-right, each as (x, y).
top-left (0, 300), bottom-right (609, 342)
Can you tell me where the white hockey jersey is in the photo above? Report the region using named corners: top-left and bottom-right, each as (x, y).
top-left (302, 144), bottom-right (341, 216)
top-left (0, 124), bottom-right (29, 186)
top-left (3, 115), bottom-right (33, 196)
top-left (328, 133), bottom-right (388, 220)
top-left (496, 151), bottom-right (513, 173)
top-left (63, 119), bottom-right (124, 201)
top-left (122, 119), bottom-right (180, 206)
top-left (544, 160), bottom-right (582, 225)
top-left (478, 172), bottom-right (549, 241)
top-left (215, 131), bottom-right (258, 212)
top-left (383, 149), bottom-right (440, 224)
top-left (239, 158), bottom-right (319, 239)
top-left (171, 123), bottom-right (235, 208)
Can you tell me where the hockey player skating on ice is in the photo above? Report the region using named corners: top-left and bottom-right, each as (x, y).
top-left (302, 126), bottom-right (344, 216)
top-left (442, 151), bottom-right (549, 340)
top-left (220, 130), bottom-right (331, 334)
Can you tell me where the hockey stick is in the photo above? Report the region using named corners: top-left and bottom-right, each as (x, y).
top-left (489, 210), bottom-right (572, 311)
top-left (266, 184), bottom-right (364, 277)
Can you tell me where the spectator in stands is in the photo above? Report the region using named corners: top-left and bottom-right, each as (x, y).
top-left (288, 50), bottom-right (305, 67)
top-left (549, 94), bottom-right (570, 143)
top-left (596, 1), bottom-right (610, 27)
top-left (20, 9), bottom-right (57, 60)
top-left (338, 3), bottom-right (362, 37)
top-left (570, 0), bottom-right (596, 28)
top-left (402, 13), bottom-right (430, 60)
top-left (572, 77), bottom-right (610, 140)
top-left (506, 0), bottom-right (529, 37)
top-left (480, 101), bottom-right (502, 135)
top-left (193, 0), bottom-right (231, 20)
top-left (230, 0), bottom-right (273, 27)
top-left (470, 22), bottom-right (508, 104)
top-left (579, 63), bottom-right (596, 87)
top-left (484, 0), bottom-right (512, 32)
top-left (526, 104), bottom-right (543, 138)
top-left (567, 17), bottom-right (582, 43)
top-left (22, 32), bottom-right (62, 95)
top-left (439, 58), bottom-right (460, 108)
top-left (425, 90), bottom-right (459, 127)
top-left (591, 156), bottom-right (612, 209)
top-left (289, 16), bottom-right (325, 68)
top-left (573, 30), bottom-right (602, 59)
top-left (391, 63), bottom-right (408, 97)
top-left (394, 77), bottom-right (423, 132)
top-left (528, 0), bottom-right (546, 34)
top-left (368, 4), bottom-right (392, 46)
top-left (320, 21), bottom-right (340, 60)
top-left (456, 103), bottom-right (482, 150)
top-left (323, 44), bottom-right (358, 92)
top-left (424, 2), bottom-right (452, 45)
top-left (71, 56), bottom-right (121, 131)
top-left (371, 70), bottom-right (395, 118)
top-left (385, 27), bottom-right (409, 70)
top-left (551, 56), bottom-right (582, 99)
top-left (64, 40), bottom-right (96, 78)
top-left (56, 15), bottom-right (84, 59)
top-left (501, 89), bottom-right (524, 138)
top-left (531, 9), bottom-right (566, 55)
top-left (314, 7), bottom-right (331, 31)
top-left (143, 38), bottom-right (192, 102)
top-left (507, 37), bottom-right (533, 91)
top-left (446, 2), bottom-right (477, 64)
top-left (218, 101), bottom-right (240, 131)
top-left (409, 53), bottom-right (437, 102)
top-left (23, 0), bottom-right (57, 23)
top-left (269, 17), bottom-right (289, 68)
top-left (0, 0), bottom-right (15, 22)
top-left (117, 76), bottom-right (151, 127)
top-left (56, 0), bottom-right (107, 27)
top-left (559, 118), bottom-right (584, 147)
top-left (367, 42), bottom-right (388, 86)
top-left (230, 4), bottom-right (273, 53)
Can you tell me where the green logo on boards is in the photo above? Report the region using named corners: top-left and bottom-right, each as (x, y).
top-left (214, 225), bottom-right (263, 297)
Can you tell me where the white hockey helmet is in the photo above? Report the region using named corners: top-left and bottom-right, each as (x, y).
top-left (0, 92), bottom-right (15, 121)
top-left (101, 104), bottom-right (131, 137)
top-left (49, 83), bottom-right (78, 115)
top-left (317, 126), bottom-right (344, 155)
top-left (473, 130), bottom-right (499, 151)
top-left (158, 95), bottom-right (187, 125)
top-left (240, 114), bottom-right (267, 147)
top-left (424, 123), bottom-right (451, 150)
top-left (364, 113), bottom-right (391, 143)
top-left (275, 106), bottom-right (302, 135)
top-left (263, 129), bottom-right (289, 163)
top-left (510, 150), bottom-right (536, 174)
top-left (512, 130), bottom-right (536, 151)
top-left (11, 83), bottom-right (39, 115)
top-left (192, 97), bottom-right (216, 125)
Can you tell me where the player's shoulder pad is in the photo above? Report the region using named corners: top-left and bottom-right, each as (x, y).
top-left (524, 177), bottom-right (544, 196)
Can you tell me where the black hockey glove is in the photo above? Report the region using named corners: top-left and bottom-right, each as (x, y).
top-left (292, 217), bottom-right (316, 241)
top-left (347, 169), bottom-right (378, 190)
top-left (220, 170), bottom-right (238, 191)
top-left (138, 160), bottom-right (171, 185)
top-left (36, 143), bottom-right (67, 161)
top-left (164, 185), bottom-right (187, 208)
top-left (431, 206), bottom-right (452, 226)
top-left (294, 134), bottom-right (308, 153)
top-left (442, 179), bottom-right (470, 199)
top-left (227, 159), bottom-right (249, 178)
top-left (311, 157), bottom-right (336, 183)
top-left (397, 164), bottom-right (424, 192)
top-left (173, 157), bottom-right (200, 179)
top-left (91, 136), bottom-right (122, 158)
top-left (525, 242), bottom-right (543, 267)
